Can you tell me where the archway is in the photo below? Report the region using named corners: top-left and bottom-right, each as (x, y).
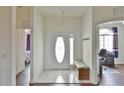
top-left (96, 20), bottom-right (124, 85)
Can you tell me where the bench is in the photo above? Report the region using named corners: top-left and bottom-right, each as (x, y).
top-left (74, 61), bottom-right (89, 80)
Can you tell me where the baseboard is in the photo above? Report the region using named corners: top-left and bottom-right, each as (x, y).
top-left (115, 63), bottom-right (124, 65)
top-left (29, 82), bottom-right (98, 86)
top-left (115, 61), bottom-right (124, 64)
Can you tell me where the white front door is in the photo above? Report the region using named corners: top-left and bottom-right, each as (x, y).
top-left (51, 33), bottom-right (73, 70)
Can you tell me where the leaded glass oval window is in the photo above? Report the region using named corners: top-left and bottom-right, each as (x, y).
top-left (55, 37), bottom-right (65, 63)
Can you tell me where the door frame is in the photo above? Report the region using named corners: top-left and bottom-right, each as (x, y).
top-left (95, 19), bottom-right (124, 84)
top-left (11, 6), bottom-right (16, 85)
top-left (11, 6), bottom-right (33, 85)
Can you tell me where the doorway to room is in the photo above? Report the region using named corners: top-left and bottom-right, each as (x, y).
top-left (16, 6), bottom-right (32, 86)
top-left (16, 28), bottom-right (31, 86)
top-left (97, 20), bottom-right (124, 85)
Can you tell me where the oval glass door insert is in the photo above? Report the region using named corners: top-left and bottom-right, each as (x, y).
top-left (55, 37), bottom-right (65, 63)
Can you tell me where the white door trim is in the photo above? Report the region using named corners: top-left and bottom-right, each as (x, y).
top-left (11, 6), bottom-right (16, 86)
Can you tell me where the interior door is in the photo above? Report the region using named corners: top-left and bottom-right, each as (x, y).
top-left (51, 33), bottom-right (71, 70)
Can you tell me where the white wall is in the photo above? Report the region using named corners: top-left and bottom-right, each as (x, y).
top-left (82, 7), bottom-right (93, 82)
top-left (118, 25), bottom-right (124, 64)
top-left (16, 29), bottom-right (25, 74)
top-left (44, 17), bottom-right (82, 69)
top-left (31, 7), bottom-right (45, 82)
top-left (16, 7), bottom-right (32, 29)
top-left (0, 7), bottom-right (13, 85)
top-left (99, 23), bottom-right (124, 64)
top-left (92, 6), bottom-right (124, 25)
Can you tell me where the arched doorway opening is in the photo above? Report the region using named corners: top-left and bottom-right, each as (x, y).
top-left (96, 20), bottom-right (124, 85)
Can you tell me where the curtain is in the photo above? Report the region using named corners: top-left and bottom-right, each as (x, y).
top-left (26, 34), bottom-right (30, 51)
top-left (112, 27), bottom-right (118, 58)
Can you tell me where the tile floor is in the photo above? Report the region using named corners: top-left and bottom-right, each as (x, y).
top-left (16, 64), bottom-right (91, 86)
top-left (35, 70), bottom-right (90, 83)
top-left (16, 64), bottom-right (124, 86)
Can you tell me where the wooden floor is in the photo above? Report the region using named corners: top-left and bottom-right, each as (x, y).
top-left (16, 63), bottom-right (30, 86)
top-left (16, 64), bottom-right (124, 86)
top-left (99, 64), bottom-right (124, 86)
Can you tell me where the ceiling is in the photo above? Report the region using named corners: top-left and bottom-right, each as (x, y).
top-left (38, 6), bottom-right (89, 17)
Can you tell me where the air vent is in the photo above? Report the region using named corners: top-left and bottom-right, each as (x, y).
top-left (113, 7), bottom-right (124, 16)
